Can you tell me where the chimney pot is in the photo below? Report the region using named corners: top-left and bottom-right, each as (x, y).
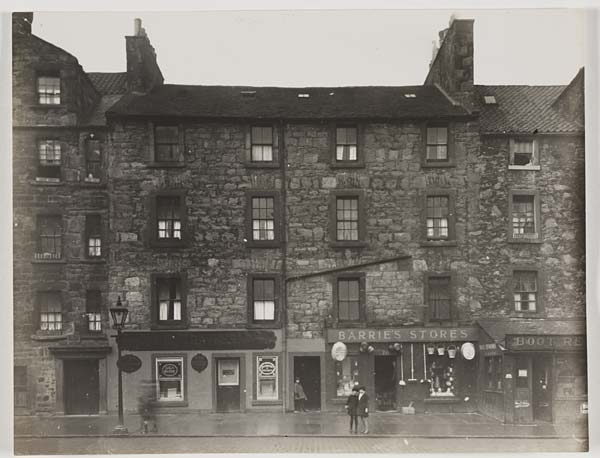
top-left (134, 18), bottom-right (142, 36)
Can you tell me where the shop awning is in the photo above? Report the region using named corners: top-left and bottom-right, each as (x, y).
top-left (477, 319), bottom-right (587, 352)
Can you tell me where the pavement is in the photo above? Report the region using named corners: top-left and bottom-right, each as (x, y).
top-left (14, 411), bottom-right (589, 439)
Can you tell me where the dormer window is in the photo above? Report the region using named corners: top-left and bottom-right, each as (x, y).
top-left (509, 139), bottom-right (539, 169)
top-left (37, 76), bottom-right (61, 105)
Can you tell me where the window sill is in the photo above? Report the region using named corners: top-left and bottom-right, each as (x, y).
top-left (511, 311), bottom-right (544, 318)
top-left (330, 241), bottom-right (367, 249)
top-left (421, 162), bottom-right (456, 169)
top-left (30, 104), bottom-right (67, 110)
top-left (330, 161), bottom-right (365, 169)
top-left (244, 161), bottom-right (281, 169)
top-left (508, 237), bottom-right (542, 244)
top-left (420, 240), bottom-right (458, 247)
top-left (508, 165), bottom-right (540, 171)
top-left (32, 258), bottom-right (66, 264)
top-left (147, 161), bottom-right (186, 168)
top-left (150, 240), bottom-right (188, 249)
top-left (31, 332), bottom-right (67, 342)
top-left (252, 400), bottom-right (283, 406)
top-left (33, 178), bottom-right (63, 186)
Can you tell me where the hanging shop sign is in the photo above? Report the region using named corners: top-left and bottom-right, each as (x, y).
top-left (191, 353), bottom-right (209, 373)
top-left (327, 327), bottom-right (478, 343)
top-left (117, 354), bottom-right (142, 373)
top-left (331, 341), bottom-right (348, 361)
top-left (505, 335), bottom-right (585, 351)
top-left (461, 342), bottom-right (476, 360)
top-left (117, 330), bottom-right (277, 351)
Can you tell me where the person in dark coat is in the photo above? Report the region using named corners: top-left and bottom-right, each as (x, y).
top-left (344, 386), bottom-right (360, 433)
top-left (356, 386), bottom-right (369, 434)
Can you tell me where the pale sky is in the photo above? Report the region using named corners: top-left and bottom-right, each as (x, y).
top-left (31, 9), bottom-right (586, 87)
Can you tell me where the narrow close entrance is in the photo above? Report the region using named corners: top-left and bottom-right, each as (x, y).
top-left (375, 355), bottom-right (397, 411)
top-left (294, 356), bottom-right (321, 411)
top-left (216, 358), bottom-right (241, 412)
top-left (532, 357), bottom-right (552, 422)
top-left (64, 359), bottom-right (99, 415)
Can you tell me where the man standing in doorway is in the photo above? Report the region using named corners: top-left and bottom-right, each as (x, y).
top-left (294, 379), bottom-right (307, 412)
top-left (357, 386), bottom-right (369, 434)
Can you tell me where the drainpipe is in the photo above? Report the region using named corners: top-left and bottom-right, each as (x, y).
top-left (279, 119), bottom-right (288, 413)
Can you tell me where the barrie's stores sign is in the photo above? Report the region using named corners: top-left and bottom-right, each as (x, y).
top-left (327, 327), bottom-right (478, 343)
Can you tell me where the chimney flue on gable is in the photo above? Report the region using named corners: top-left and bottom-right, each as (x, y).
top-left (126, 18), bottom-right (163, 94)
top-left (134, 18), bottom-right (142, 36)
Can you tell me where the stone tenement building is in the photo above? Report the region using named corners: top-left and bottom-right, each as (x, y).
top-left (13, 13), bottom-right (586, 426)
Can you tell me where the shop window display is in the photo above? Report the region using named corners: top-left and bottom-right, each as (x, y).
top-left (427, 356), bottom-right (456, 397)
top-left (335, 357), bottom-right (360, 397)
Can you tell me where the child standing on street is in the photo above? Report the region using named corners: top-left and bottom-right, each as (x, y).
top-left (344, 386), bottom-right (360, 433)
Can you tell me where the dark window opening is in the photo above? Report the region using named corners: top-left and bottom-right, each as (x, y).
top-left (336, 127), bottom-right (358, 161)
top-left (336, 197), bottom-right (359, 241)
top-left (86, 290), bottom-right (102, 332)
top-left (513, 270), bottom-right (538, 312)
top-left (338, 278), bottom-right (360, 321)
top-left (86, 139), bottom-right (102, 180)
top-left (155, 126), bottom-right (180, 162)
top-left (252, 197), bottom-right (275, 241)
top-left (426, 127), bottom-right (448, 161)
top-left (252, 278), bottom-right (275, 321)
top-left (157, 277), bottom-right (182, 322)
top-left (36, 215), bottom-right (62, 260)
top-left (251, 126), bottom-right (273, 161)
top-left (86, 214), bottom-right (102, 257)
top-left (157, 196), bottom-right (182, 240)
top-left (38, 291), bottom-right (62, 331)
top-left (37, 140), bottom-right (61, 179)
top-left (428, 276), bottom-right (450, 320)
top-left (37, 76), bottom-right (60, 104)
top-left (512, 194), bottom-right (536, 237)
top-left (426, 196), bottom-right (449, 240)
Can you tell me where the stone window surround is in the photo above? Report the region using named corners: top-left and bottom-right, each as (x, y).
top-left (329, 123), bottom-right (365, 168)
top-left (84, 213), bottom-right (103, 259)
top-left (150, 272), bottom-right (188, 330)
top-left (244, 190), bottom-right (282, 248)
top-left (509, 266), bottom-right (544, 317)
top-left (34, 211), bottom-right (63, 261)
top-left (148, 190), bottom-right (189, 248)
top-left (252, 352), bottom-right (284, 405)
top-left (331, 272), bottom-right (367, 324)
top-left (421, 189), bottom-right (457, 247)
top-left (328, 190), bottom-right (367, 249)
top-left (35, 136), bottom-right (63, 183)
top-left (245, 124), bottom-right (280, 168)
top-left (147, 121), bottom-right (186, 167)
top-left (508, 137), bottom-right (541, 170)
top-left (34, 66), bottom-right (63, 107)
top-left (421, 122), bottom-right (455, 168)
top-left (424, 271), bottom-right (455, 322)
top-left (507, 189), bottom-right (542, 244)
top-left (246, 273), bottom-right (282, 328)
top-left (151, 353), bottom-right (188, 407)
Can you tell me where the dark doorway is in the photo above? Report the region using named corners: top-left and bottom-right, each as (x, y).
top-left (514, 357), bottom-right (533, 423)
top-left (64, 359), bottom-right (99, 415)
top-left (216, 358), bottom-right (241, 412)
top-left (375, 355), bottom-right (397, 411)
top-left (532, 357), bottom-right (553, 422)
top-left (294, 356), bottom-right (321, 411)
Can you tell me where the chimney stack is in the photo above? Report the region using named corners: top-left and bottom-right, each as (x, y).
top-left (126, 18), bottom-right (164, 94)
top-left (12, 12), bottom-right (33, 36)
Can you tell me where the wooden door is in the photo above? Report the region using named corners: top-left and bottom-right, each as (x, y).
top-left (514, 357), bottom-right (533, 423)
top-left (64, 359), bottom-right (99, 415)
top-left (216, 358), bottom-right (241, 412)
top-left (532, 357), bottom-right (552, 422)
top-left (294, 356), bottom-right (321, 411)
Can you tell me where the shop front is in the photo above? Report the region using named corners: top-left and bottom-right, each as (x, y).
top-left (107, 329), bottom-right (283, 414)
top-left (325, 326), bottom-right (479, 413)
top-left (478, 319), bottom-right (587, 425)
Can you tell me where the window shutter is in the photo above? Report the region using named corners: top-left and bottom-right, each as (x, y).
top-left (272, 125), bottom-right (279, 163)
top-left (329, 124), bottom-right (336, 163)
top-left (148, 121), bottom-right (155, 162)
top-left (447, 123), bottom-right (455, 162)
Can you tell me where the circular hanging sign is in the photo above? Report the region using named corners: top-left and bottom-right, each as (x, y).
top-left (461, 342), bottom-right (476, 360)
top-left (117, 354), bottom-right (142, 374)
top-left (191, 353), bottom-right (209, 373)
top-left (331, 341), bottom-right (348, 361)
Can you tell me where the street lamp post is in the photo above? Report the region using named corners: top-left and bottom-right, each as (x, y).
top-left (110, 296), bottom-right (129, 435)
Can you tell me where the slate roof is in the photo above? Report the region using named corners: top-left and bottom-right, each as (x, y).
top-left (478, 319), bottom-right (586, 346)
top-left (87, 72), bottom-right (128, 95)
top-left (475, 85), bottom-right (583, 134)
top-left (107, 84), bottom-right (471, 120)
